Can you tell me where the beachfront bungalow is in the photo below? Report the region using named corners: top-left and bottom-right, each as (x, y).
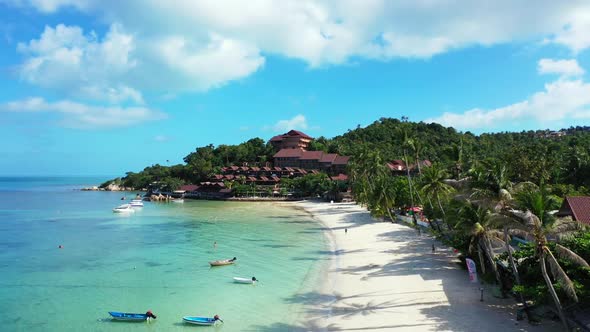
top-left (556, 196), bottom-right (590, 225)
top-left (270, 130), bottom-right (313, 150)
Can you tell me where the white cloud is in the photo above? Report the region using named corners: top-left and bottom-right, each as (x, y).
top-left (1, 97), bottom-right (166, 128)
top-left (547, 7), bottom-right (590, 53)
top-left (0, 0), bottom-right (89, 13)
top-left (271, 114), bottom-right (308, 132)
top-left (7, 1), bottom-right (590, 101)
top-left (426, 77), bottom-right (590, 130)
top-left (17, 24), bottom-right (140, 104)
top-left (538, 58), bottom-right (584, 77)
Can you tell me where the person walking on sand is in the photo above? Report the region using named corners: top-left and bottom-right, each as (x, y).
top-left (432, 243), bottom-right (436, 253)
top-left (345, 228), bottom-right (348, 234)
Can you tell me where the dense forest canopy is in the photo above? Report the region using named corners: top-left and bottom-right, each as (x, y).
top-left (103, 117), bottom-right (590, 193)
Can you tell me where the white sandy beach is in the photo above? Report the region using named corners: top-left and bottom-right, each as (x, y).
top-left (293, 201), bottom-right (561, 332)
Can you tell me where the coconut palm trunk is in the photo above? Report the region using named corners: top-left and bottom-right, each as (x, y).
top-left (540, 251), bottom-right (568, 330)
top-left (503, 226), bottom-right (531, 322)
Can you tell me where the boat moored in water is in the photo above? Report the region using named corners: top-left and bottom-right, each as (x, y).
top-left (108, 311), bottom-right (157, 321)
top-left (182, 315), bottom-right (222, 326)
top-left (130, 199), bottom-right (144, 207)
top-left (209, 257), bottom-right (237, 266)
top-left (113, 204), bottom-right (134, 213)
top-left (233, 276), bottom-right (257, 284)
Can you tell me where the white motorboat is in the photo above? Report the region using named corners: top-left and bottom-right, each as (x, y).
top-left (172, 199), bottom-right (184, 203)
top-left (113, 204), bottom-right (134, 213)
top-left (233, 277), bottom-right (257, 284)
top-left (130, 199), bottom-right (144, 207)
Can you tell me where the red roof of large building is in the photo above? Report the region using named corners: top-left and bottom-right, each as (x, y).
top-left (320, 153), bottom-right (338, 163)
top-left (270, 130), bottom-right (313, 142)
top-left (300, 150), bottom-right (324, 160)
top-left (558, 196), bottom-right (590, 224)
top-left (333, 156), bottom-right (350, 165)
top-left (273, 148), bottom-right (304, 158)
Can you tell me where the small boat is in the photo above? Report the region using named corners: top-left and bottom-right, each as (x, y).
top-left (182, 315), bottom-right (222, 326)
top-left (113, 204), bottom-right (134, 213)
top-left (108, 311), bottom-right (156, 321)
top-left (209, 257), bottom-right (237, 267)
top-left (233, 276), bottom-right (257, 284)
top-left (130, 199), bottom-right (144, 207)
top-left (172, 199), bottom-right (184, 203)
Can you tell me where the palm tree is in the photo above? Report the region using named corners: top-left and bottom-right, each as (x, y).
top-left (454, 200), bottom-right (505, 287)
top-left (420, 164), bottom-right (454, 218)
top-left (349, 148), bottom-right (396, 221)
top-left (497, 209), bottom-right (587, 330)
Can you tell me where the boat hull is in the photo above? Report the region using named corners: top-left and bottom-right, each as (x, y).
top-left (113, 204), bottom-right (134, 213)
top-left (233, 277), bottom-right (255, 284)
top-left (209, 259), bottom-right (235, 266)
top-left (108, 311), bottom-right (148, 321)
top-left (182, 316), bottom-right (217, 326)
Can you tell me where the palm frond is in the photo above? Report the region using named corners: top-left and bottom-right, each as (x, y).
top-left (545, 248), bottom-right (578, 302)
top-left (555, 244), bottom-right (590, 268)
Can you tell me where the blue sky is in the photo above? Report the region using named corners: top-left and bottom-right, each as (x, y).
top-left (1, 1), bottom-right (590, 176)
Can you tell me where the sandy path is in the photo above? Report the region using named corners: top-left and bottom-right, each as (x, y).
top-left (289, 201), bottom-right (561, 332)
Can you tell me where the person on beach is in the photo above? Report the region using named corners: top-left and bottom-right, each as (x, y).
top-left (432, 244), bottom-right (436, 253)
top-left (345, 228), bottom-right (348, 234)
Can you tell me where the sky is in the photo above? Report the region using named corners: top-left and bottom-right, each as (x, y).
top-left (1, 1), bottom-right (590, 176)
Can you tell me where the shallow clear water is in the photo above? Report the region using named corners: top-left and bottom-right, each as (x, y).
top-left (0, 177), bottom-right (327, 331)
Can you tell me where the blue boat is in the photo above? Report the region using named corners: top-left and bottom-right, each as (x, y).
top-left (108, 311), bottom-right (157, 321)
top-left (182, 315), bottom-right (222, 326)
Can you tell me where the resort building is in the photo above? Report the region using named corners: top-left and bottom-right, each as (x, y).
top-left (556, 196), bottom-right (590, 224)
top-left (273, 148), bottom-right (350, 174)
top-left (270, 130), bottom-right (313, 150)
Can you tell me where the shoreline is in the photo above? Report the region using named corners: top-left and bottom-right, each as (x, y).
top-left (289, 201), bottom-right (560, 332)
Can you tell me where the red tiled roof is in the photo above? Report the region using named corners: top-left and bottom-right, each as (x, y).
top-left (285, 167), bottom-right (295, 172)
top-left (260, 176), bottom-right (270, 181)
top-left (212, 174), bottom-right (224, 180)
top-left (286, 130), bottom-right (312, 139)
top-left (320, 153), bottom-right (338, 163)
top-left (271, 176), bottom-right (280, 181)
top-left (300, 150), bottom-right (323, 160)
top-left (250, 166), bottom-right (260, 171)
top-left (230, 165), bottom-right (240, 170)
top-left (333, 156), bottom-right (350, 165)
top-left (274, 167), bottom-right (282, 171)
top-left (331, 174), bottom-right (348, 181)
top-left (179, 184), bottom-right (199, 192)
top-left (270, 135), bottom-right (283, 142)
top-left (560, 196), bottom-right (590, 224)
top-left (241, 166), bottom-right (250, 171)
top-left (248, 176), bottom-right (258, 182)
top-left (310, 169), bottom-right (320, 174)
top-left (224, 174), bottom-right (235, 180)
top-left (262, 167), bottom-right (272, 171)
top-left (273, 148), bottom-right (303, 158)
top-left (270, 130), bottom-right (312, 142)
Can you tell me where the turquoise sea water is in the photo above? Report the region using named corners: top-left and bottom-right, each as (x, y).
top-left (0, 177), bottom-right (327, 331)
